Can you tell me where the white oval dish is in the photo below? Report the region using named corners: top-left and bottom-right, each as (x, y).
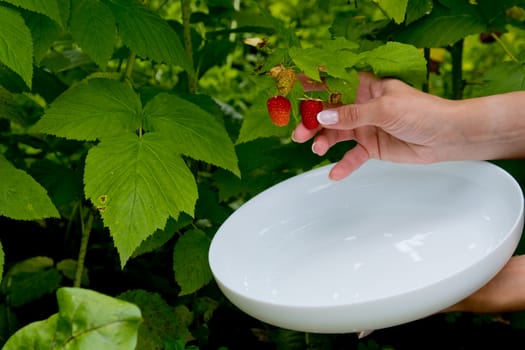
top-left (209, 160), bottom-right (524, 333)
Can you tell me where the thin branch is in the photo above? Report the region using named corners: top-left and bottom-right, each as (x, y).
top-left (74, 206), bottom-right (94, 288)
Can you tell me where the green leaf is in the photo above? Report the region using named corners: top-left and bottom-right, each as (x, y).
top-left (4, 287), bottom-right (142, 349)
top-left (4, 256), bottom-right (61, 308)
top-left (23, 12), bottom-right (62, 65)
top-left (0, 157), bottom-right (60, 220)
top-left (236, 89), bottom-right (295, 144)
top-left (375, 0), bottom-right (409, 23)
top-left (173, 229), bottom-right (213, 296)
top-left (70, 0), bottom-right (116, 69)
top-left (406, 0), bottom-right (433, 24)
top-left (290, 46), bottom-right (359, 83)
top-left (0, 5), bottom-right (33, 89)
top-left (3, 314), bottom-right (58, 349)
top-left (84, 132), bottom-right (198, 267)
top-left (7, 268), bottom-right (62, 308)
top-left (104, 0), bottom-right (192, 72)
top-left (359, 41), bottom-right (427, 86)
top-left (118, 289), bottom-right (194, 349)
top-left (1, 0), bottom-right (63, 25)
top-left (56, 259), bottom-right (90, 286)
top-left (325, 72), bottom-right (359, 105)
top-left (31, 78), bottom-right (142, 141)
top-left (143, 93), bottom-right (240, 176)
top-left (475, 61), bottom-right (525, 96)
top-left (54, 288), bottom-right (142, 348)
top-left (0, 84), bottom-right (23, 122)
top-left (132, 214), bottom-right (193, 258)
top-left (29, 159), bottom-right (83, 215)
top-left (393, 1), bottom-right (486, 47)
top-left (289, 37), bottom-right (359, 85)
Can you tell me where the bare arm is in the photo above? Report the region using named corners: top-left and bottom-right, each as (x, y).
top-left (445, 255), bottom-right (525, 313)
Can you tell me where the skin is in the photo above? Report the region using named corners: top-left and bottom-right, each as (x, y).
top-left (292, 72), bottom-right (525, 314)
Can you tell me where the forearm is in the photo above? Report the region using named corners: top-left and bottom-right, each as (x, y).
top-left (442, 91), bottom-right (525, 161)
top-left (446, 255), bottom-right (525, 313)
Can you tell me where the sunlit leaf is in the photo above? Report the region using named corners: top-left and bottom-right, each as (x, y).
top-left (359, 42), bottom-right (427, 86)
top-left (143, 93), bottom-right (240, 176)
top-left (55, 288), bottom-right (142, 347)
top-left (2, 314), bottom-right (58, 349)
top-left (31, 78), bottom-right (142, 141)
top-left (84, 132), bottom-right (198, 266)
top-left (4, 287), bottom-right (142, 349)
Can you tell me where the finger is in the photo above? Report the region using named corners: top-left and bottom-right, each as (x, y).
top-left (311, 129), bottom-right (355, 156)
top-left (291, 122), bottom-right (319, 143)
top-left (317, 101), bottom-right (383, 131)
top-left (328, 143), bottom-right (369, 180)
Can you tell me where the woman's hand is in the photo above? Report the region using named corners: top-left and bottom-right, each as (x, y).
top-left (292, 72), bottom-right (525, 180)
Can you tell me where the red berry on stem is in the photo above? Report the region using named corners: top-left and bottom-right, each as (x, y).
top-left (267, 96), bottom-right (291, 126)
top-left (300, 99), bottom-right (323, 130)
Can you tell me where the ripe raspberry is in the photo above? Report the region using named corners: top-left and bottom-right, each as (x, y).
top-left (299, 99), bottom-right (323, 130)
top-left (266, 96), bottom-right (291, 127)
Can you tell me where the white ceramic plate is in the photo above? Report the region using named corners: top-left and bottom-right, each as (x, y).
top-left (209, 160), bottom-right (524, 333)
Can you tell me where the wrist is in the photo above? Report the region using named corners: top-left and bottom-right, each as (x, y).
top-left (444, 92), bottom-right (525, 161)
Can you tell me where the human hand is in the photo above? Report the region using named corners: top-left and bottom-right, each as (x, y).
top-left (292, 72), bottom-right (456, 180)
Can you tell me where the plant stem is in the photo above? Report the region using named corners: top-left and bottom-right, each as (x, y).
top-left (123, 51), bottom-right (136, 82)
top-left (181, 0), bottom-right (196, 93)
top-left (492, 33), bottom-right (519, 63)
top-left (74, 206), bottom-right (94, 288)
top-left (449, 39), bottom-right (464, 100)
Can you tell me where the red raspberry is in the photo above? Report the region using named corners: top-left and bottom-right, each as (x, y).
top-left (299, 99), bottom-right (323, 130)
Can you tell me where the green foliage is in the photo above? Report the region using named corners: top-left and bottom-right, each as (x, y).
top-left (0, 5), bottom-right (33, 88)
top-left (32, 78), bottom-right (143, 141)
top-left (3, 287), bottom-right (142, 349)
top-left (173, 229), bottom-right (213, 296)
top-left (0, 0), bottom-right (524, 348)
top-left (84, 132), bottom-right (198, 266)
top-left (118, 289), bottom-right (194, 349)
top-left (0, 156), bottom-right (59, 220)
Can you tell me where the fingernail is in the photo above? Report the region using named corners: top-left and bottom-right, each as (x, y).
top-left (317, 110), bottom-right (339, 125)
top-left (311, 142), bottom-right (318, 155)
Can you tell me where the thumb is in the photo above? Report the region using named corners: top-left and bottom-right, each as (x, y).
top-left (317, 100), bottom-right (384, 130)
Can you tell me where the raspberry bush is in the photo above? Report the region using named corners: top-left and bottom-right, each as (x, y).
top-left (0, 0), bottom-right (524, 349)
